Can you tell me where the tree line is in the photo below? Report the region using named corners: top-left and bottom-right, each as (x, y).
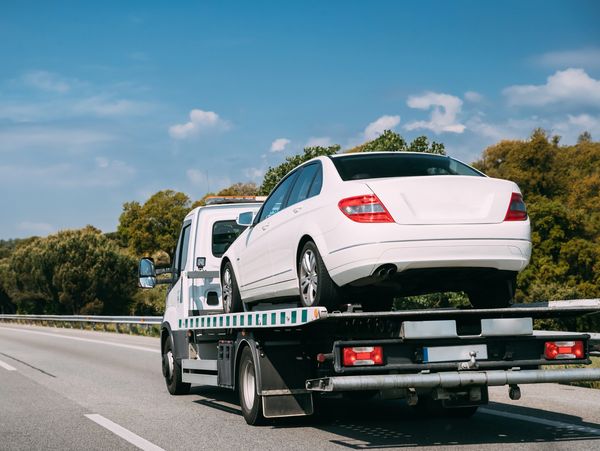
top-left (0, 130), bottom-right (598, 332)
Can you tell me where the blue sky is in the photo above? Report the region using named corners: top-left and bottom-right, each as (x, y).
top-left (1, 1), bottom-right (599, 238)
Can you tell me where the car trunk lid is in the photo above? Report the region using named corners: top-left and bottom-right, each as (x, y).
top-left (366, 176), bottom-right (515, 225)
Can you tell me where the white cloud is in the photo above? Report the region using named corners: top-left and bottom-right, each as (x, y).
top-left (270, 138), bottom-right (291, 152)
top-left (553, 114), bottom-right (600, 142)
top-left (169, 109), bottom-right (230, 140)
top-left (464, 91), bottom-right (483, 103)
top-left (405, 92), bottom-right (465, 134)
top-left (363, 115), bottom-right (401, 140)
top-left (243, 167), bottom-right (265, 181)
top-left (305, 136), bottom-right (333, 148)
top-left (0, 127), bottom-right (114, 152)
top-left (534, 48), bottom-right (600, 69)
top-left (72, 96), bottom-right (151, 117)
top-left (187, 168), bottom-right (233, 192)
top-left (17, 221), bottom-right (55, 236)
top-left (503, 68), bottom-right (600, 107)
top-left (22, 71), bottom-right (71, 93)
top-left (0, 160), bottom-right (134, 188)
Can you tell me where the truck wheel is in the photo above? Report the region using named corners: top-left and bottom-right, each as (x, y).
top-left (222, 262), bottom-right (243, 313)
top-left (238, 346), bottom-right (265, 425)
top-left (298, 241), bottom-right (340, 310)
top-left (163, 336), bottom-right (191, 395)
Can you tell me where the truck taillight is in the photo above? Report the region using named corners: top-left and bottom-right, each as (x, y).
top-left (342, 346), bottom-right (384, 366)
top-left (544, 341), bottom-right (584, 360)
top-left (338, 195), bottom-right (393, 223)
top-left (504, 192), bottom-right (527, 221)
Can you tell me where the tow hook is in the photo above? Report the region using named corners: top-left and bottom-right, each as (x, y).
top-left (458, 351), bottom-right (479, 370)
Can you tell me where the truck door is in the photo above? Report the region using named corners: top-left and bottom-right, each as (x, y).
top-left (165, 220), bottom-right (192, 319)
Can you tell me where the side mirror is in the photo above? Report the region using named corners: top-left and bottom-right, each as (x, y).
top-left (236, 211), bottom-right (255, 227)
top-left (138, 258), bottom-right (157, 289)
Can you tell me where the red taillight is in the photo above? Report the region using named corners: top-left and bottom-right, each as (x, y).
top-left (338, 195), bottom-right (394, 223)
top-left (504, 192), bottom-right (527, 221)
top-left (544, 341), bottom-right (584, 360)
top-left (342, 346), bottom-right (384, 366)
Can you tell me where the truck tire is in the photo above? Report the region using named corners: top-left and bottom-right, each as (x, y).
top-left (222, 262), bottom-right (243, 313)
top-left (238, 346), bottom-right (265, 425)
top-left (163, 336), bottom-right (191, 395)
top-left (298, 241), bottom-right (340, 311)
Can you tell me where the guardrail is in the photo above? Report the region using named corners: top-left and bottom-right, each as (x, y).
top-left (0, 314), bottom-right (161, 333)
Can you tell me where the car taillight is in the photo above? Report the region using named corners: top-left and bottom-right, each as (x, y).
top-left (342, 346), bottom-right (384, 366)
top-left (338, 195), bottom-right (393, 223)
top-left (504, 192), bottom-right (527, 221)
top-left (544, 341), bottom-right (584, 360)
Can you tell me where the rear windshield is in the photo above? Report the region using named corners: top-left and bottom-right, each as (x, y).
top-left (331, 153), bottom-right (483, 181)
top-left (212, 220), bottom-right (246, 257)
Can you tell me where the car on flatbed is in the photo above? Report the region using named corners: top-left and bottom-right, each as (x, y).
top-left (221, 152), bottom-right (532, 313)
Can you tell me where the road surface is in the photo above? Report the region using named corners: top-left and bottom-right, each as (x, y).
top-left (1, 323), bottom-right (600, 450)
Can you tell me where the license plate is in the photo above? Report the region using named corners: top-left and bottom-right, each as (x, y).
top-left (423, 344), bottom-right (488, 363)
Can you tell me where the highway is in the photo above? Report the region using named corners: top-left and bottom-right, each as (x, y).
top-left (1, 324), bottom-right (600, 450)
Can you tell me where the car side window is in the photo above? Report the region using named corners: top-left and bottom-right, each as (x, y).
top-left (286, 163), bottom-right (319, 207)
top-left (258, 171), bottom-right (299, 222)
top-left (307, 164), bottom-right (323, 198)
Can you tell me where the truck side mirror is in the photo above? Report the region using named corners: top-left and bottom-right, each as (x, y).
top-left (138, 258), bottom-right (157, 289)
top-left (236, 211), bottom-right (255, 227)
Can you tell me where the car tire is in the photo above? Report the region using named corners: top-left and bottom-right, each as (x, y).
top-left (468, 274), bottom-right (516, 309)
top-left (222, 262), bottom-right (243, 313)
top-left (298, 241), bottom-right (341, 310)
top-left (163, 336), bottom-right (191, 396)
top-left (238, 346), bottom-right (265, 425)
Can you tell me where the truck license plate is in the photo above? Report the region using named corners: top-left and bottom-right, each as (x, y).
top-left (423, 344), bottom-right (488, 363)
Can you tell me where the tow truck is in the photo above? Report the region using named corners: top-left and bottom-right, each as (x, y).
top-left (138, 198), bottom-right (600, 425)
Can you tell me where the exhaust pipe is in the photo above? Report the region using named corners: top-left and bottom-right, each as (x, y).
top-left (374, 264), bottom-right (397, 279)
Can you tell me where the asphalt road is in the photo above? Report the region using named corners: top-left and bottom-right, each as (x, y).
top-left (1, 324), bottom-right (600, 451)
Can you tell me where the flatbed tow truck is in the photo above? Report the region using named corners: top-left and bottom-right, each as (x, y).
top-left (138, 199), bottom-right (600, 425)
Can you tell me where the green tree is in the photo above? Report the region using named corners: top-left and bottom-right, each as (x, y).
top-left (118, 190), bottom-right (191, 258)
top-left (259, 145), bottom-right (340, 195)
top-left (192, 182), bottom-right (258, 209)
top-left (7, 227), bottom-right (137, 314)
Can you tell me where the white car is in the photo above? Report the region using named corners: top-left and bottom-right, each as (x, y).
top-left (221, 152), bottom-right (531, 312)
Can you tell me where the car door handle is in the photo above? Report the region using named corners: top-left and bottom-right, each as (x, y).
top-left (261, 223), bottom-right (270, 231)
top-left (293, 207), bottom-right (303, 214)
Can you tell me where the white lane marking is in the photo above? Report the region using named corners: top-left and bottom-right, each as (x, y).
top-left (85, 414), bottom-right (165, 451)
top-left (0, 326), bottom-right (160, 354)
top-left (0, 358), bottom-right (17, 371)
top-left (480, 407), bottom-right (600, 436)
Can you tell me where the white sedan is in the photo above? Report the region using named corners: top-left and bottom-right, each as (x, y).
top-left (221, 152), bottom-right (531, 312)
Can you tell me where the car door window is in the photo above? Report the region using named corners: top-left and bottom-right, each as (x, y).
top-left (307, 164), bottom-right (323, 198)
top-left (258, 172), bottom-right (299, 222)
top-left (286, 163), bottom-right (319, 207)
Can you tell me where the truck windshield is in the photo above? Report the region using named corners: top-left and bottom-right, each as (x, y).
top-left (330, 153), bottom-right (483, 180)
top-left (212, 220), bottom-right (246, 257)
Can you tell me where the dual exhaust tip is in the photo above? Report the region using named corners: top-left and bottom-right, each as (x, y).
top-left (374, 264), bottom-right (397, 279)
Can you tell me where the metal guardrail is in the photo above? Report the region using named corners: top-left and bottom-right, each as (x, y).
top-left (0, 314), bottom-right (161, 324)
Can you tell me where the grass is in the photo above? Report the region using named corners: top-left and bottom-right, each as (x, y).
top-left (545, 356), bottom-right (600, 389)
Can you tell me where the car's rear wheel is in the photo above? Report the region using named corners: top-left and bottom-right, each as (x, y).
top-left (467, 273), bottom-right (516, 308)
top-left (222, 262), bottom-right (243, 313)
top-left (298, 241), bottom-right (341, 310)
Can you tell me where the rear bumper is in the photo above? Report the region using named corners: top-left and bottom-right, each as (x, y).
top-left (325, 238), bottom-right (532, 287)
top-left (306, 368), bottom-right (600, 392)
